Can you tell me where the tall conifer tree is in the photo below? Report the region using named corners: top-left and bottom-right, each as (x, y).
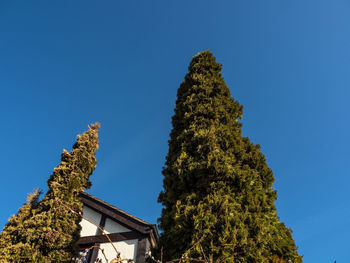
top-left (158, 51), bottom-right (301, 262)
top-left (0, 123), bottom-right (100, 262)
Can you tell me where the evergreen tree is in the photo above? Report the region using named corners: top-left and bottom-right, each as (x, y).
top-left (0, 189), bottom-right (41, 262)
top-left (158, 51), bottom-right (301, 262)
top-left (0, 123), bottom-right (100, 262)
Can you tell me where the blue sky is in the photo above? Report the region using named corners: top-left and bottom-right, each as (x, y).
top-left (1, 1), bottom-right (349, 262)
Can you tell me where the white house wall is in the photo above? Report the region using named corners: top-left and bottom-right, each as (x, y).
top-left (97, 239), bottom-right (138, 263)
top-left (145, 239), bottom-right (151, 257)
top-left (104, 217), bottom-right (130, 234)
top-left (80, 205), bottom-right (102, 237)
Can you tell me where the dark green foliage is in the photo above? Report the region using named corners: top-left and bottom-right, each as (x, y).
top-left (158, 51), bottom-right (301, 262)
top-left (0, 124), bottom-right (100, 262)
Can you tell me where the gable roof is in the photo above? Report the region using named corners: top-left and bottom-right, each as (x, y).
top-left (80, 192), bottom-right (159, 246)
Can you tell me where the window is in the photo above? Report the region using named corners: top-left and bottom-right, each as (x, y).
top-left (78, 245), bottom-right (94, 263)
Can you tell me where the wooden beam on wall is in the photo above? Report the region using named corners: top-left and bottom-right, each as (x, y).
top-left (78, 231), bottom-right (146, 245)
top-left (136, 237), bottom-right (147, 263)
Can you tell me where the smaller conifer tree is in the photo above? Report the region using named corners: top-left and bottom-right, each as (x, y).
top-left (0, 189), bottom-right (41, 262)
top-left (0, 123), bottom-right (100, 262)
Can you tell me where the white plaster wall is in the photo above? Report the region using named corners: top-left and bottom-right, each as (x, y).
top-left (80, 205), bottom-right (102, 237)
top-left (97, 239), bottom-right (138, 263)
top-left (145, 239), bottom-right (151, 257)
top-left (104, 217), bottom-right (130, 234)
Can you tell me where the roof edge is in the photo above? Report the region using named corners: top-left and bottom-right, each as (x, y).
top-left (80, 192), bottom-right (159, 239)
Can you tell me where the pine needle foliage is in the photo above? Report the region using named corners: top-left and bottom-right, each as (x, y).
top-left (158, 51), bottom-right (301, 262)
top-left (0, 123), bottom-right (100, 263)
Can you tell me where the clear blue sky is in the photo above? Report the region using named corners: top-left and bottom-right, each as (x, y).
top-left (0, 1), bottom-right (349, 262)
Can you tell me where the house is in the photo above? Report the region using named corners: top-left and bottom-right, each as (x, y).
top-left (77, 192), bottom-right (159, 263)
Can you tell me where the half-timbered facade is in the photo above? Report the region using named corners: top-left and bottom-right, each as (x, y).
top-left (78, 192), bottom-right (158, 263)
